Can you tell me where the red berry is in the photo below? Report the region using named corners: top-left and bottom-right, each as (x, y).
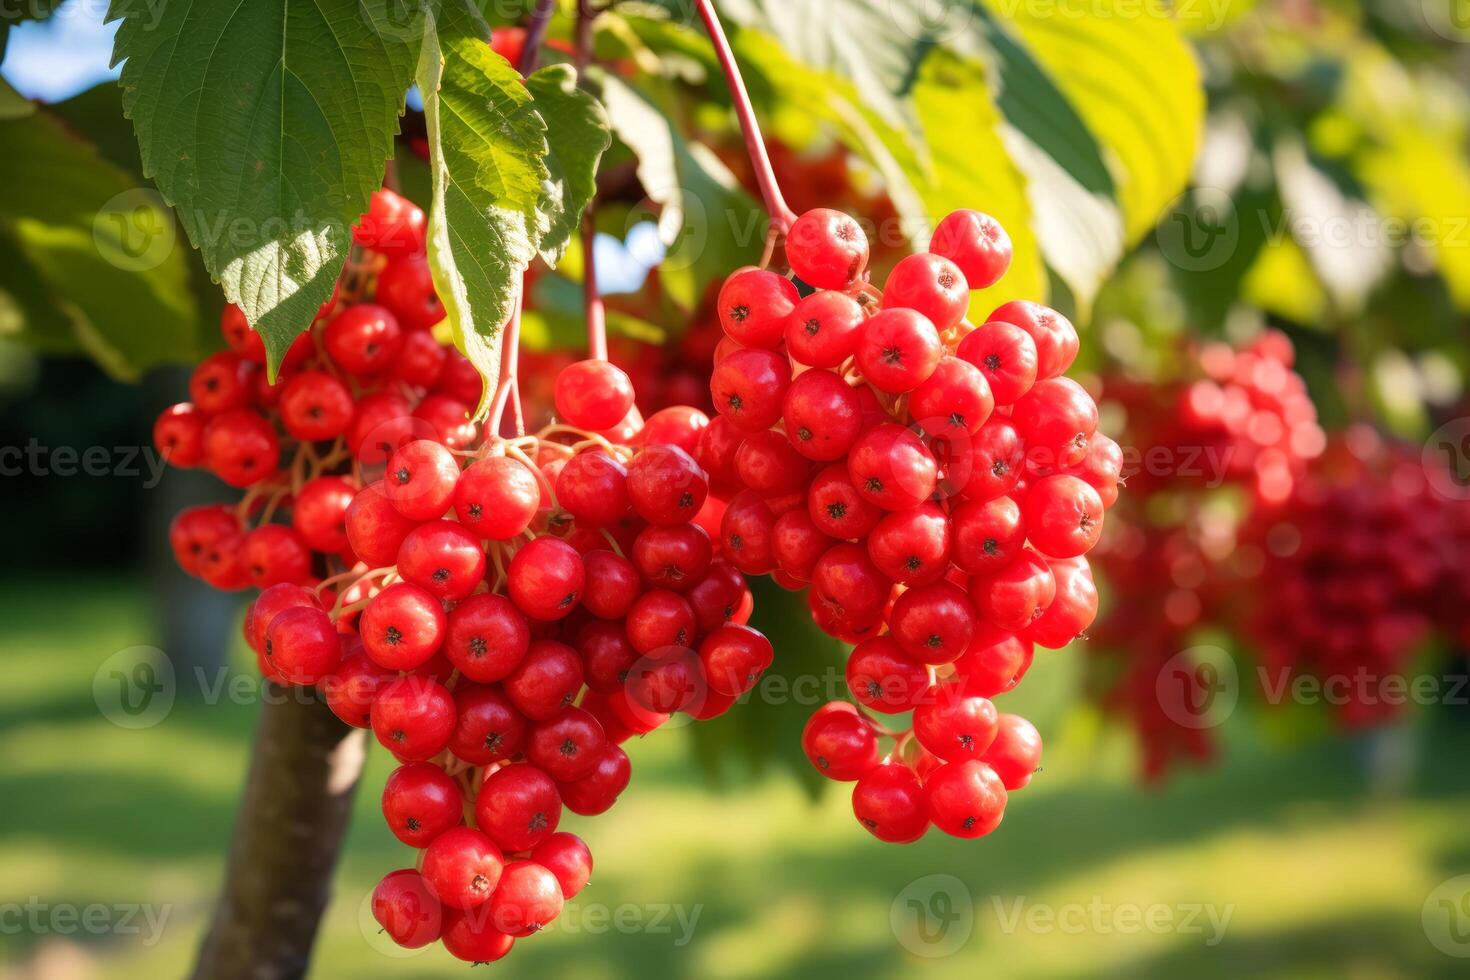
top-left (950, 495), bottom-right (1024, 575)
top-left (698, 623), bottom-right (773, 696)
top-left (486, 860), bottom-right (564, 937)
top-left (503, 640), bottom-right (584, 721)
top-left (279, 371), bottom-right (354, 441)
top-left (930, 209), bottom-right (1012, 289)
top-left (710, 348), bottom-right (791, 432)
top-left (973, 548), bottom-right (1056, 632)
top-left (847, 423), bottom-right (937, 511)
top-left (263, 606), bottom-right (342, 684)
top-left (454, 456), bottom-right (541, 540)
top-left (372, 870), bottom-right (443, 949)
top-left (526, 707), bottom-right (608, 782)
top-left (846, 636), bottom-right (929, 713)
top-left (957, 418), bottom-right (1025, 502)
top-left (392, 329), bottom-right (449, 386)
top-left (867, 503), bottom-right (950, 585)
top-left (956, 321), bottom-right (1038, 405)
top-left (626, 445), bottom-right (708, 525)
top-left (807, 464), bottom-right (882, 540)
top-left (190, 352), bottom-right (255, 414)
top-left (370, 676), bottom-right (456, 762)
top-left (440, 907), bottom-right (514, 963)
top-left (154, 403), bottom-right (206, 467)
top-left (785, 208), bottom-right (869, 288)
top-left (555, 359), bottom-right (635, 430)
top-left (203, 410), bottom-right (280, 487)
top-left (449, 684), bottom-right (528, 765)
top-left (771, 508), bottom-right (834, 580)
top-left (718, 267), bottom-right (800, 348)
top-left (170, 505), bottom-right (243, 576)
top-left (888, 580), bottom-right (975, 664)
top-left (1013, 378), bottom-right (1098, 467)
top-left (557, 743), bottom-right (631, 815)
top-left (721, 490), bottom-right (778, 575)
top-left (801, 701), bottom-right (880, 781)
top-left (1023, 474), bottom-right (1104, 558)
top-left (626, 590), bottom-right (697, 654)
top-left (421, 826), bottom-right (504, 910)
top-left (377, 255), bottom-right (447, 332)
top-left (346, 480), bottom-right (419, 566)
top-left (987, 300), bottom-right (1078, 379)
top-left (292, 476), bottom-right (355, 554)
top-left (219, 304), bottom-right (268, 363)
top-left (580, 550), bottom-right (642, 619)
top-left (242, 524), bottom-right (311, 588)
top-left (325, 303), bottom-right (403, 376)
top-left (556, 451), bottom-right (630, 529)
top-left (913, 684), bottom-right (999, 761)
top-left (247, 583), bottom-right (321, 654)
top-left (444, 593), bottom-right (530, 682)
top-left (852, 763), bottom-right (929, 843)
top-left (397, 520), bottom-right (487, 600)
top-left (882, 253), bottom-right (969, 331)
top-left (474, 763), bottom-right (562, 852)
top-left (507, 537), bottom-right (585, 621)
top-left (924, 760), bottom-right (1007, 838)
top-left (576, 620), bottom-right (640, 694)
top-left (856, 308), bottom-right (942, 393)
top-left (953, 624), bottom-right (1034, 698)
top-left (782, 369), bottom-right (863, 461)
top-left (382, 762), bottom-right (462, 847)
top-left (531, 833), bottom-right (593, 899)
top-left (361, 582), bottom-right (447, 670)
top-left (385, 439), bottom-right (460, 521)
top-left (784, 290), bottom-right (864, 368)
top-left (354, 188), bottom-right (427, 256)
top-left (346, 392), bottom-right (416, 465)
top-left (981, 713), bottom-right (1043, 789)
top-left (908, 357), bottom-right (994, 436)
top-left (1026, 556), bottom-right (1097, 649)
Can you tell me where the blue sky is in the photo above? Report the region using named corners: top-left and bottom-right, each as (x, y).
top-left (2, 2), bottom-right (658, 293)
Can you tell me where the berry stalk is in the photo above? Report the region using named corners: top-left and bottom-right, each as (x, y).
top-left (693, 0), bottom-right (797, 234)
top-left (517, 0), bottom-right (558, 76)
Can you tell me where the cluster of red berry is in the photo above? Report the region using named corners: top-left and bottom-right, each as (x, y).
top-left (697, 206), bottom-right (1118, 841)
top-left (1239, 429), bottom-right (1449, 728)
top-left (154, 189), bottom-right (771, 963)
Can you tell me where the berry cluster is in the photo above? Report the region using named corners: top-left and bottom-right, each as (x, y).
top-left (700, 206), bottom-right (1118, 842)
top-left (156, 189), bottom-right (770, 963)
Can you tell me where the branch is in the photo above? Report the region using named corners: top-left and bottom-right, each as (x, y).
top-left (190, 688), bottom-right (367, 980)
top-left (518, 0), bottom-right (558, 76)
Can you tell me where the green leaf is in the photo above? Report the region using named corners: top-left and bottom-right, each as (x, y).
top-left (0, 108), bottom-right (198, 378)
top-left (108, 0), bottom-right (421, 375)
top-left (416, 2), bottom-right (549, 413)
top-left (0, 231), bottom-right (84, 355)
top-left (524, 64), bottom-right (613, 265)
top-left (597, 70), bottom-right (762, 309)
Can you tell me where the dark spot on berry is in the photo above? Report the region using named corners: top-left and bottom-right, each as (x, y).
top-left (679, 492), bottom-right (694, 509)
top-left (560, 738), bottom-right (579, 758)
top-left (816, 755), bottom-right (830, 770)
top-left (803, 318), bottom-right (822, 337)
top-left (984, 353), bottom-right (1001, 371)
top-left (729, 304), bottom-right (749, 322)
top-left (394, 466), bottom-right (411, 485)
top-left (676, 628), bottom-right (689, 645)
top-left (865, 477), bottom-right (883, 493)
top-left (992, 460), bottom-right (1009, 476)
top-left (529, 812), bottom-right (549, 832)
top-left (862, 817), bottom-right (877, 828)
top-left (407, 817), bottom-right (421, 832)
top-left (471, 873), bottom-right (490, 894)
top-left (469, 636), bottom-right (487, 657)
top-left (837, 222), bottom-right (857, 243)
top-left (390, 729), bottom-right (406, 743)
top-left (906, 556), bottom-right (922, 571)
top-left (865, 680), bottom-right (882, 698)
top-left (385, 626), bottom-right (402, 646)
top-left (958, 733), bottom-right (973, 748)
top-left (729, 534), bottom-right (743, 551)
top-left (432, 568), bottom-right (450, 583)
top-left (559, 592), bottom-right (577, 608)
top-left (484, 731), bottom-right (503, 751)
top-left (962, 815), bottom-right (976, 829)
top-left (795, 426), bottom-right (814, 442)
top-left (949, 412), bottom-right (965, 429)
top-left (468, 503), bottom-right (482, 519)
top-left (263, 639), bottom-right (274, 658)
top-left (827, 501), bottom-right (847, 519)
top-left (927, 633), bottom-right (943, 648)
top-left (560, 691), bottom-right (575, 706)
top-left (881, 345), bottom-right (903, 366)
top-left (984, 538), bottom-right (999, 555)
top-left (727, 394), bottom-right (743, 413)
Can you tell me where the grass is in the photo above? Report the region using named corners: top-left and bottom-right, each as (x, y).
top-left (2, 572), bottom-right (1468, 978)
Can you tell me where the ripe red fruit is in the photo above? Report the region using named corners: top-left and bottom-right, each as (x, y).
top-left (557, 743), bottom-right (631, 815)
top-left (346, 391), bottom-right (416, 465)
top-left (397, 520), bottom-right (487, 600)
top-left (219, 304), bottom-right (267, 362)
top-left (361, 582), bottom-right (447, 670)
top-left (987, 300), bottom-right (1078, 379)
top-left (576, 620), bottom-right (640, 695)
top-left (638, 405), bottom-right (709, 456)
top-left (958, 418), bottom-right (1025, 502)
top-left (263, 606), bottom-right (341, 684)
top-left (784, 290), bottom-right (864, 368)
top-left (241, 524), bottom-right (311, 588)
top-left (908, 357), bottom-right (994, 436)
top-left (454, 456), bottom-right (540, 540)
top-left (413, 394), bottom-right (478, 449)
top-left (526, 707), bottom-right (607, 782)
top-left (810, 543), bottom-right (891, 637)
top-left (580, 550), bottom-right (642, 619)
top-left (882, 253), bottom-right (970, 331)
top-left (555, 359), bottom-right (635, 430)
top-left (440, 908), bottom-right (514, 963)
top-left (346, 480), bottom-right (419, 566)
top-left (507, 537), bottom-right (584, 621)
top-left (782, 369), bottom-right (863, 461)
top-left (888, 581), bottom-right (976, 664)
top-left (392, 329), bottom-right (449, 386)
top-left (913, 685), bottom-right (999, 761)
top-left (354, 188), bottom-right (427, 256)
top-left (385, 439), bottom-right (460, 521)
top-left (735, 429), bottom-right (811, 495)
top-left (956, 321), bottom-right (1038, 405)
top-left (626, 445), bottom-right (708, 525)
top-left (852, 763), bottom-right (929, 843)
top-left (626, 590), bottom-right (697, 654)
top-left (203, 410), bottom-right (280, 487)
top-left (190, 352), bottom-right (255, 414)
top-left (950, 495), bottom-right (1024, 575)
top-left (279, 371), bottom-right (353, 441)
top-left (856, 308), bottom-right (943, 393)
top-left (382, 762), bottom-right (462, 847)
top-left (247, 583), bottom-right (321, 653)
top-left (687, 560), bottom-right (752, 633)
top-left (771, 508), bottom-right (834, 580)
top-left (1027, 556), bottom-right (1097, 649)
top-left (444, 593), bottom-right (530, 682)
top-left (421, 826), bottom-right (505, 910)
top-left (698, 623), bottom-right (774, 696)
top-left (291, 476), bottom-right (355, 554)
top-left (924, 760), bottom-right (1007, 838)
top-left (802, 701), bottom-right (881, 781)
top-left (503, 640), bottom-right (584, 721)
top-left (846, 636), bottom-right (929, 713)
top-left (808, 464), bottom-right (882, 540)
top-left (981, 713), bottom-right (1043, 789)
top-left (170, 505), bottom-right (242, 577)
top-left (531, 833), bottom-right (593, 899)
top-left (449, 684), bottom-right (527, 765)
top-left (1013, 377), bottom-right (1098, 466)
top-left (322, 648), bottom-right (394, 728)
top-left (625, 654), bottom-right (699, 714)
top-left (487, 860), bottom-right (564, 937)
top-left (953, 625), bottom-right (1034, 698)
top-left (325, 303), bottom-right (403, 375)
top-left (867, 504), bottom-right (950, 586)
top-left (556, 451), bottom-right (629, 529)
top-left (475, 764), bottom-right (562, 852)
top-left (786, 208), bottom-right (869, 288)
top-left (973, 549), bottom-right (1056, 632)
top-left (370, 676), bottom-right (456, 762)
top-left (377, 255), bottom-right (447, 332)
top-left (1023, 475), bottom-right (1104, 558)
top-left (930, 209), bottom-right (1012, 289)
top-left (847, 423), bottom-right (938, 511)
top-left (718, 267), bottom-right (800, 348)
top-left (710, 348), bottom-right (791, 432)
top-left (721, 490), bottom-right (778, 575)
top-left (372, 870), bottom-right (443, 949)
top-left (153, 403), bottom-right (206, 467)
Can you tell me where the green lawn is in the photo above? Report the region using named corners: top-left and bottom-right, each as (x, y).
top-left (2, 574), bottom-right (1468, 978)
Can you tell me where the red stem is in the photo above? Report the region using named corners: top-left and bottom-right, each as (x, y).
top-left (517, 0), bottom-right (558, 76)
top-left (693, 0), bottom-right (797, 234)
top-left (575, 0), bottom-right (608, 361)
top-left (488, 291), bottom-right (523, 437)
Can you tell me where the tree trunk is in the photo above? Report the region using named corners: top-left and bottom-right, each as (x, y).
top-left (191, 686), bottom-right (367, 980)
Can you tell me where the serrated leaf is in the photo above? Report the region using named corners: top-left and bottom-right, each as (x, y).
top-left (525, 64), bottom-right (612, 265)
top-left (0, 108), bottom-right (197, 378)
top-left (417, 3), bottom-right (549, 414)
top-left (598, 70), bottom-right (762, 309)
top-left (108, 0), bottom-right (421, 375)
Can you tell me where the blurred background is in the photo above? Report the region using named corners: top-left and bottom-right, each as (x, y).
top-left (4, 0), bottom-right (1470, 977)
